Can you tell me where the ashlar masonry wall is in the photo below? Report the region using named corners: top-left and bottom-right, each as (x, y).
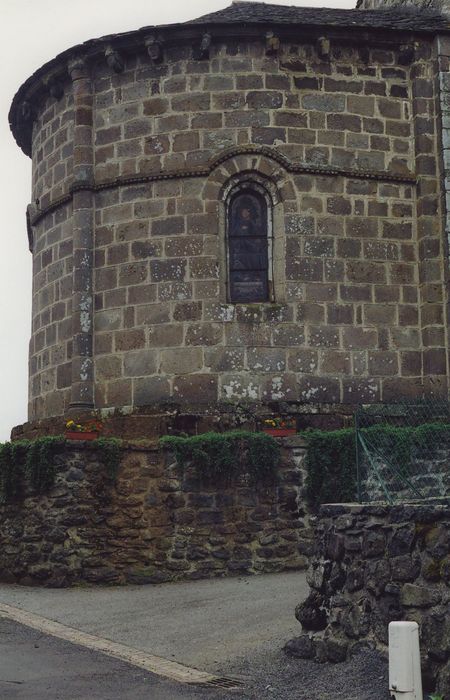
top-left (18, 24), bottom-right (449, 421)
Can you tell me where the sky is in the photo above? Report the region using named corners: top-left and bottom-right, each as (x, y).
top-left (0, 0), bottom-right (355, 441)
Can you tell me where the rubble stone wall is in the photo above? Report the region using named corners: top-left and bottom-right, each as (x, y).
top-left (288, 501), bottom-right (450, 696)
top-left (0, 438), bottom-right (310, 586)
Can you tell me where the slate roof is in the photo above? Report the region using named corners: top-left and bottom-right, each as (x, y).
top-left (186, 1), bottom-right (449, 33)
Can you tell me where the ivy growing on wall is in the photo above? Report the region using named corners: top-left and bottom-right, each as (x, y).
top-left (0, 436), bottom-right (124, 503)
top-left (92, 437), bottom-right (122, 480)
top-left (0, 436), bottom-right (64, 503)
top-left (160, 431), bottom-right (280, 485)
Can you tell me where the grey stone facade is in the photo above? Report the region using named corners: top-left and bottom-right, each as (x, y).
top-left (9, 2), bottom-right (450, 424)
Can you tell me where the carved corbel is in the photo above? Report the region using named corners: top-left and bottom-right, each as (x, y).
top-left (195, 32), bottom-right (212, 60)
top-left (399, 44), bottom-right (415, 66)
top-left (105, 46), bottom-right (124, 73)
top-left (19, 101), bottom-right (35, 124)
top-left (43, 72), bottom-right (64, 100)
top-left (145, 35), bottom-right (163, 63)
top-left (265, 31), bottom-right (280, 56)
top-left (68, 55), bottom-right (89, 81)
top-left (317, 36), bottom-right (331, 60)
top-left (359, 47), bottom-right (370, 65)
top-left (26, 204), bottom-right (38, 253)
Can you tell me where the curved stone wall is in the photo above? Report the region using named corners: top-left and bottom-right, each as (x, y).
top-left (16, 25), bottom-right (449, 421)
top-left (0, 439), bottom-right (309, 586)
top-left (287, 501), bottom-right (450, 698)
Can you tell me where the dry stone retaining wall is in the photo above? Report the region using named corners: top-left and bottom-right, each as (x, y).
top-left (0, 438), bottom-right (310, 586)
top-left (287, 501), bottom-right (450, 697)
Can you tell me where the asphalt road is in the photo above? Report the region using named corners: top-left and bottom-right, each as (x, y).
top-left (0, 617), bottom-right (390, 700)
top-left (0, 572), bottom-right (307, 673)
top-left (0, 572), bottom-right (390, 700)
top-left (0, 618), bottom-right (229, 700)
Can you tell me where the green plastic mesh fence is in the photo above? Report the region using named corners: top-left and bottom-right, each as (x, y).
top-left (355, 401), bottom-right (450, 504)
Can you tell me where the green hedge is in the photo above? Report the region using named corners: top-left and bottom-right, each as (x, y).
top-left (303, 428), bottom-right (356, 510)
top-left (303, 422), bottom-right (450, 510)
top-left (160, 430), bottom-right (280, 485)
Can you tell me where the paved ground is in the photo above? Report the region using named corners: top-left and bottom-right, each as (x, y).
top-left (0, 572), bottom-right (307, 673)
top-left (0, 618), bottom-right (226, 700)
top-left (0, 572), bottom-right (391, 700)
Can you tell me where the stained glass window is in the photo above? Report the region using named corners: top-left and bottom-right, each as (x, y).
top-left (228, 190), bottom-right (270, 303)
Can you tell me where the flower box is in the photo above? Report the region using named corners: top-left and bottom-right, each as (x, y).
top-left (65, 431), bottom-right (99, 441)
top-left (263, 428), bottom-right (297, 437)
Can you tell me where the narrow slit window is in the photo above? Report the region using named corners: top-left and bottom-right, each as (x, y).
top-left (227, 188), bottom-right (272, 303)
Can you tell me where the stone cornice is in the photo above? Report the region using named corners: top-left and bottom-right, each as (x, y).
top-left (29, 145), bottom-right (417, 227)
top-left (9, 19), bottom-right (440, 158)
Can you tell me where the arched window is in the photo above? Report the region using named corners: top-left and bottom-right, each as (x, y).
top-left (226, 184), bottom-right (273, 303)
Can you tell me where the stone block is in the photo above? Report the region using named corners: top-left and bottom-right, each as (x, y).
top-left (134, 377), bottom-right (171, 405)
top-left (342, 378), bottom-right (380, 403)
top-left (123, 349), bottom-right (157, 377)
top-left (248, 348), bottom-right (286, 372)
top-left (423, 348), bottom-right (447, 375)
top-left (173, 375), bottom-right (218, 403)
top-left (96, 355), bottom-right (122, 380)
top-left (150, 259), bottom-right (186, 283)
top-left (115, 330), bottom-right (145, 352)
top-left (152, 218), bottom-right (185, 237)
top-left (364, 305), bottom-right (397, 326)
top-left (346, 261), bottom-right (386, 284)
top-left (252, 127), bottom-right (286, 145)
top-left (185, 323), bottom-right (223, 346)
top-left (302, 94), bottom-right (345, 112)
top-left (148, 325), bottom-right (183, 347)
top-left (272, 325), bottom-right (305, 347)
top-left (327, 114), bottom-right (362, 133)
top-left (246, 91), bottom-right (283, 109)
top-left (288, 349), bottom-right (318, 373)
top-left (220, 374), bottom-right (260, 400)
top-left (204, 347), bottom-right (245, 372)
top-left (400, 584), bottom-right (442, 608)
top-left (320, 351), bottom-right (351, 375)
top-left (158, 282), bottom-right (192, 301)
top-left (107, 379), bottom-right (132, 406)
top-left (119, 263), bottom-right (149, 287)
top-left (298, 376), bottom-right (340, 403)
top-left (327, 304), bottom-right (354, 325)
top-left (160, 348), bottom-right (203, 374)
top-left (285, 214), bottom-right (315, 236)
top-left (171, 93), bottom-right (210, 112)
top-left (308, 326), bottom-right (340, 348)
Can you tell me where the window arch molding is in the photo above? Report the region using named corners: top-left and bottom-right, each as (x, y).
top-left (219, 173), bottom-right (282, 304)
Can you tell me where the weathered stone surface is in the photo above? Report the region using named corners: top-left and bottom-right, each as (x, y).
top-left (0, 441), bottom-right (308, 587)
top-left (13, 14), bottom-right (449, 435)
top-left (400, 583), bottom-right (442, 608)
top-left (289, 502), bottom-right (450, 696)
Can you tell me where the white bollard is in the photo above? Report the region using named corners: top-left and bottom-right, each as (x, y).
top-left (389, 621), bottom-right (423, 700)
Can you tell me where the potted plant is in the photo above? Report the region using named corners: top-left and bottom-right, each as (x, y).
top-left (262, 417), bottom-right (297, 437)
top-left (65, 418), bottom-right (103, 441)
